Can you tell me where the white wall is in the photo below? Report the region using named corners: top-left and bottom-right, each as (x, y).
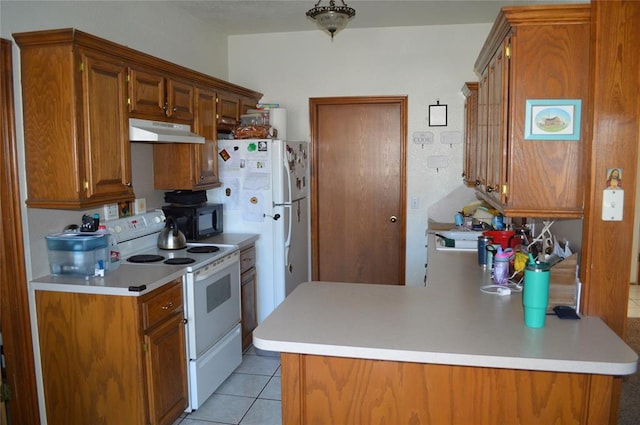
top-left (1, 1), bottom-right (229, 279)
top-left (227, 25), bottom-right (491, 285)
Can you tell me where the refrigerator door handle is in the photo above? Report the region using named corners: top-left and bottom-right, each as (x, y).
top-left (283, 203), bottom-right (293, 267)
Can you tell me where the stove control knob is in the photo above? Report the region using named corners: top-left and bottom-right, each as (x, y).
top-left (113, 225), bottom-right (122, 234)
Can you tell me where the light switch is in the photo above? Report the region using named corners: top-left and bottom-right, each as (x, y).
top-left (602, 189), bottom-right (623, 221)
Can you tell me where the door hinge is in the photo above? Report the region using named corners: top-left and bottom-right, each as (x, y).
top-left (505, 45), bottom-right (511, 59)
top-left (142, 342), bottom-right (148, 353)
top-left (79, 62), bottom-right (85, 72)
top-left (127, 97), bottom-right (131, 106)
top-left (502, 183), bottom-right (508, 196)
top-left (215, 97), bottom-right (219, 104)
top-left (1, 383), bottom-right (12, 402)
top-left (83, 180), bottom-right (89, 191)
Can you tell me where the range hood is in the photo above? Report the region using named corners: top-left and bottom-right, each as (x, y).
top-left (129, 118), bottom-right (205, 144)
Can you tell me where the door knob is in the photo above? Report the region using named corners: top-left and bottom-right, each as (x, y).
top-left (390, 216), bottom-right (397, 223)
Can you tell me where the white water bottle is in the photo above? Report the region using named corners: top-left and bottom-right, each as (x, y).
top-left (97, 225), bottom-right (120, 271)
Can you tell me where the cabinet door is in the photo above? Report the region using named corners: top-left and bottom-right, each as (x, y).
top-left (476, 70), bottom-right (489, 191)
top-left (462, 82), bottom-right (478, 187)
top-left (217, 93), bottom-right (240, 131)
top-left (128, 68), bottom-right (167, 118)
top-left (241, 267), bottom-right (258, 351)
top-left (81, 50), bottom-right (134, 201)
top-left (485, 39), bottom-right (510, 204)
top-left (144, 313), bottom-right (189, 425)
top-left (193, 87), bottom-right (219, 187)
top-left (167, 79), bottom-right (194, 121)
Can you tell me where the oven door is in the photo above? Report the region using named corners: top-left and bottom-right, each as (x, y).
top-left (185, 251), bottom-right (241, 358)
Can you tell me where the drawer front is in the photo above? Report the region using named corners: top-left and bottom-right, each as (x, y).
top-left (140, 278), bottom-right (183, 330)
top-left (240, 245), bottom-right (256, 274)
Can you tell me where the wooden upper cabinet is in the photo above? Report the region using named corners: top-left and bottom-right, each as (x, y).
top-left (129, 68), bottom-right (194, 121)
top-left (14, 28), bottom-right (262, 208)
top-left (216, 92), bottom-right (241, 131)
top-left (14, 29), bottom-right (134, 209)
top-left (471, 4), bottom-right (590, 218)
top-left (461, 82), bottom-right (478, 187)
top-left (153, 86), bottom-right (222, 190)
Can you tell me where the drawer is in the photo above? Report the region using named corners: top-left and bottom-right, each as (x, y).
top-left (140, 278), bottom-right (183, 330)
top-left (240, 245), bottom-right (256, 274)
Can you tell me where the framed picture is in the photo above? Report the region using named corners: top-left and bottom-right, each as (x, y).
top-left (524, 99), bottom-right (581, 140)
top-left (429, 103), bottom-right (447, 127)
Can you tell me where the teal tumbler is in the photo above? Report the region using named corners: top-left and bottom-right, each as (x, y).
top-left (523, 262), bottom-right (551, 328)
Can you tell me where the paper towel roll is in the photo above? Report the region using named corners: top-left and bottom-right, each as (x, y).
top-left (269, 108), bottom-right (287, 141)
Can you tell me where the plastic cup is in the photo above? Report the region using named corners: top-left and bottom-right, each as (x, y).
top-left (523, 262), bottom-right (551, 328)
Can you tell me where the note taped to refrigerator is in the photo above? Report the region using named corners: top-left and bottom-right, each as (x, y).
top-left (243, 173), bottom-right (270, 191)
top-left (241, 191), bottom-right (265, 222)
top-left (220, 177), bottom-right (241, 210)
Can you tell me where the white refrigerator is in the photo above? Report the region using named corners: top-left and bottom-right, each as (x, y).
top-left (214, 139), bottom-right (310, 323)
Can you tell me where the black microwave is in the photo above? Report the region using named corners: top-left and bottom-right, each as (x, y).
top-left (162, 203), bottom-right (223, 241)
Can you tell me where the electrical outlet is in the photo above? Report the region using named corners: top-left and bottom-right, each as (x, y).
top-left (103, 203), bottom-right (119, 221)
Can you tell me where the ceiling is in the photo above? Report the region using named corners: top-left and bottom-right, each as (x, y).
top-left (170, 0), bottom-right (585, 36)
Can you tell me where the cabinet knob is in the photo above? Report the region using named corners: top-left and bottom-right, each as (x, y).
top-left (161, 301), bottom-right (174, 310)
top-left (487, 186), bottom-right (495, 193)
top-left (390, 216), bottom-right (397, 223)
top-left (125, 182), bottom-right (132, 187)
top-left (475, 179), bottom-right (481, 187)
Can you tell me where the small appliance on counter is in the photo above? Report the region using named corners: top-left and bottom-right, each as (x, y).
top-left (161, 190), bottom-right (223, 241)
top-left (45, 232), bottom-right (108, 277)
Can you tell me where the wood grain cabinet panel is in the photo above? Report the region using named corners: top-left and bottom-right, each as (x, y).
top-left (33, 278), bottom-right (188, 425)
top-left (240, 245), bottom-right (258, 351)
top-left (154, 86), bottom-right (222, 190)
top-left (14, 31), bottom-right (134, 209)
top-left (461, 82), bottom-right (478, 187)
top-left (281, 353), bottom-right (613, 425)
top-left (470, 4), bottom-right (590, 217)
top-left (129, 67), bottom-right (194, 122)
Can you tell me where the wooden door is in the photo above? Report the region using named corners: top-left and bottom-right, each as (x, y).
top-left (310, 96), bottom-right (406, 285)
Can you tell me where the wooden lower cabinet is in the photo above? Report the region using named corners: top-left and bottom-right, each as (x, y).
top-left (281, 353), bottom-right (614, 425)
top-left (240, 245), bottom-right (258, 351)
top-left (34, 278), bottom-right (188, 425)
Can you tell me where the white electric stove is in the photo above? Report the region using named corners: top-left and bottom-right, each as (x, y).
top-left (105, 210), bottom-right (242, 411)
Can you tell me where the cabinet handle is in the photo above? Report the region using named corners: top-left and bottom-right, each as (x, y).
top-left (182, 318), bottom-right (188, 325)
top-left (475, 179), bottom-right (481, 187)
top-left (390, 216), bottom-right (397, 223)
top-left (161, 301), bottom-right (174, 310)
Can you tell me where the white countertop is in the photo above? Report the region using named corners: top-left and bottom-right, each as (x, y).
top-left (30, 264), bottom-right (186, 296)
top-left (30, 233), bottom-right (259, 296)
top-left (253, 235), bottom-right (638, 376)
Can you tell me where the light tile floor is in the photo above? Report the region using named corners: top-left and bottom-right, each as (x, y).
top-left (172, 285), bottom-right (640, 425)
top-left (628, 284), bottom-right (640, 318)
top-left (173, 347), bottom-right (282, 425)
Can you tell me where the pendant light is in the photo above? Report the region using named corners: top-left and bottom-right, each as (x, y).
top-left (306, 0), bottom-right (356, 39)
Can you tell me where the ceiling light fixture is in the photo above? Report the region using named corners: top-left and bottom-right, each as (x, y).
top-left (306, 0), bottom-right (356, 39)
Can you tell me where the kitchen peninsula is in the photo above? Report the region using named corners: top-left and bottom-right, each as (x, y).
top-left (253, 234), bottom-right (638, 424)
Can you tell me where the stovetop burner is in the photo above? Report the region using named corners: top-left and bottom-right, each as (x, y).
top-left (187, 246), bottom-right (221, 254)
top-left (164, 257), bottom-right (196, 265)
top-left (127, 254), bottom-right (165, 263)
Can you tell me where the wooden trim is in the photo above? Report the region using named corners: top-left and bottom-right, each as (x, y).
top-left (13, 28), bottom-right (263, 100)
top-left (475, 4), bottom-right (591, 73)
top-left (0, 38), bottom-right (40, 424)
